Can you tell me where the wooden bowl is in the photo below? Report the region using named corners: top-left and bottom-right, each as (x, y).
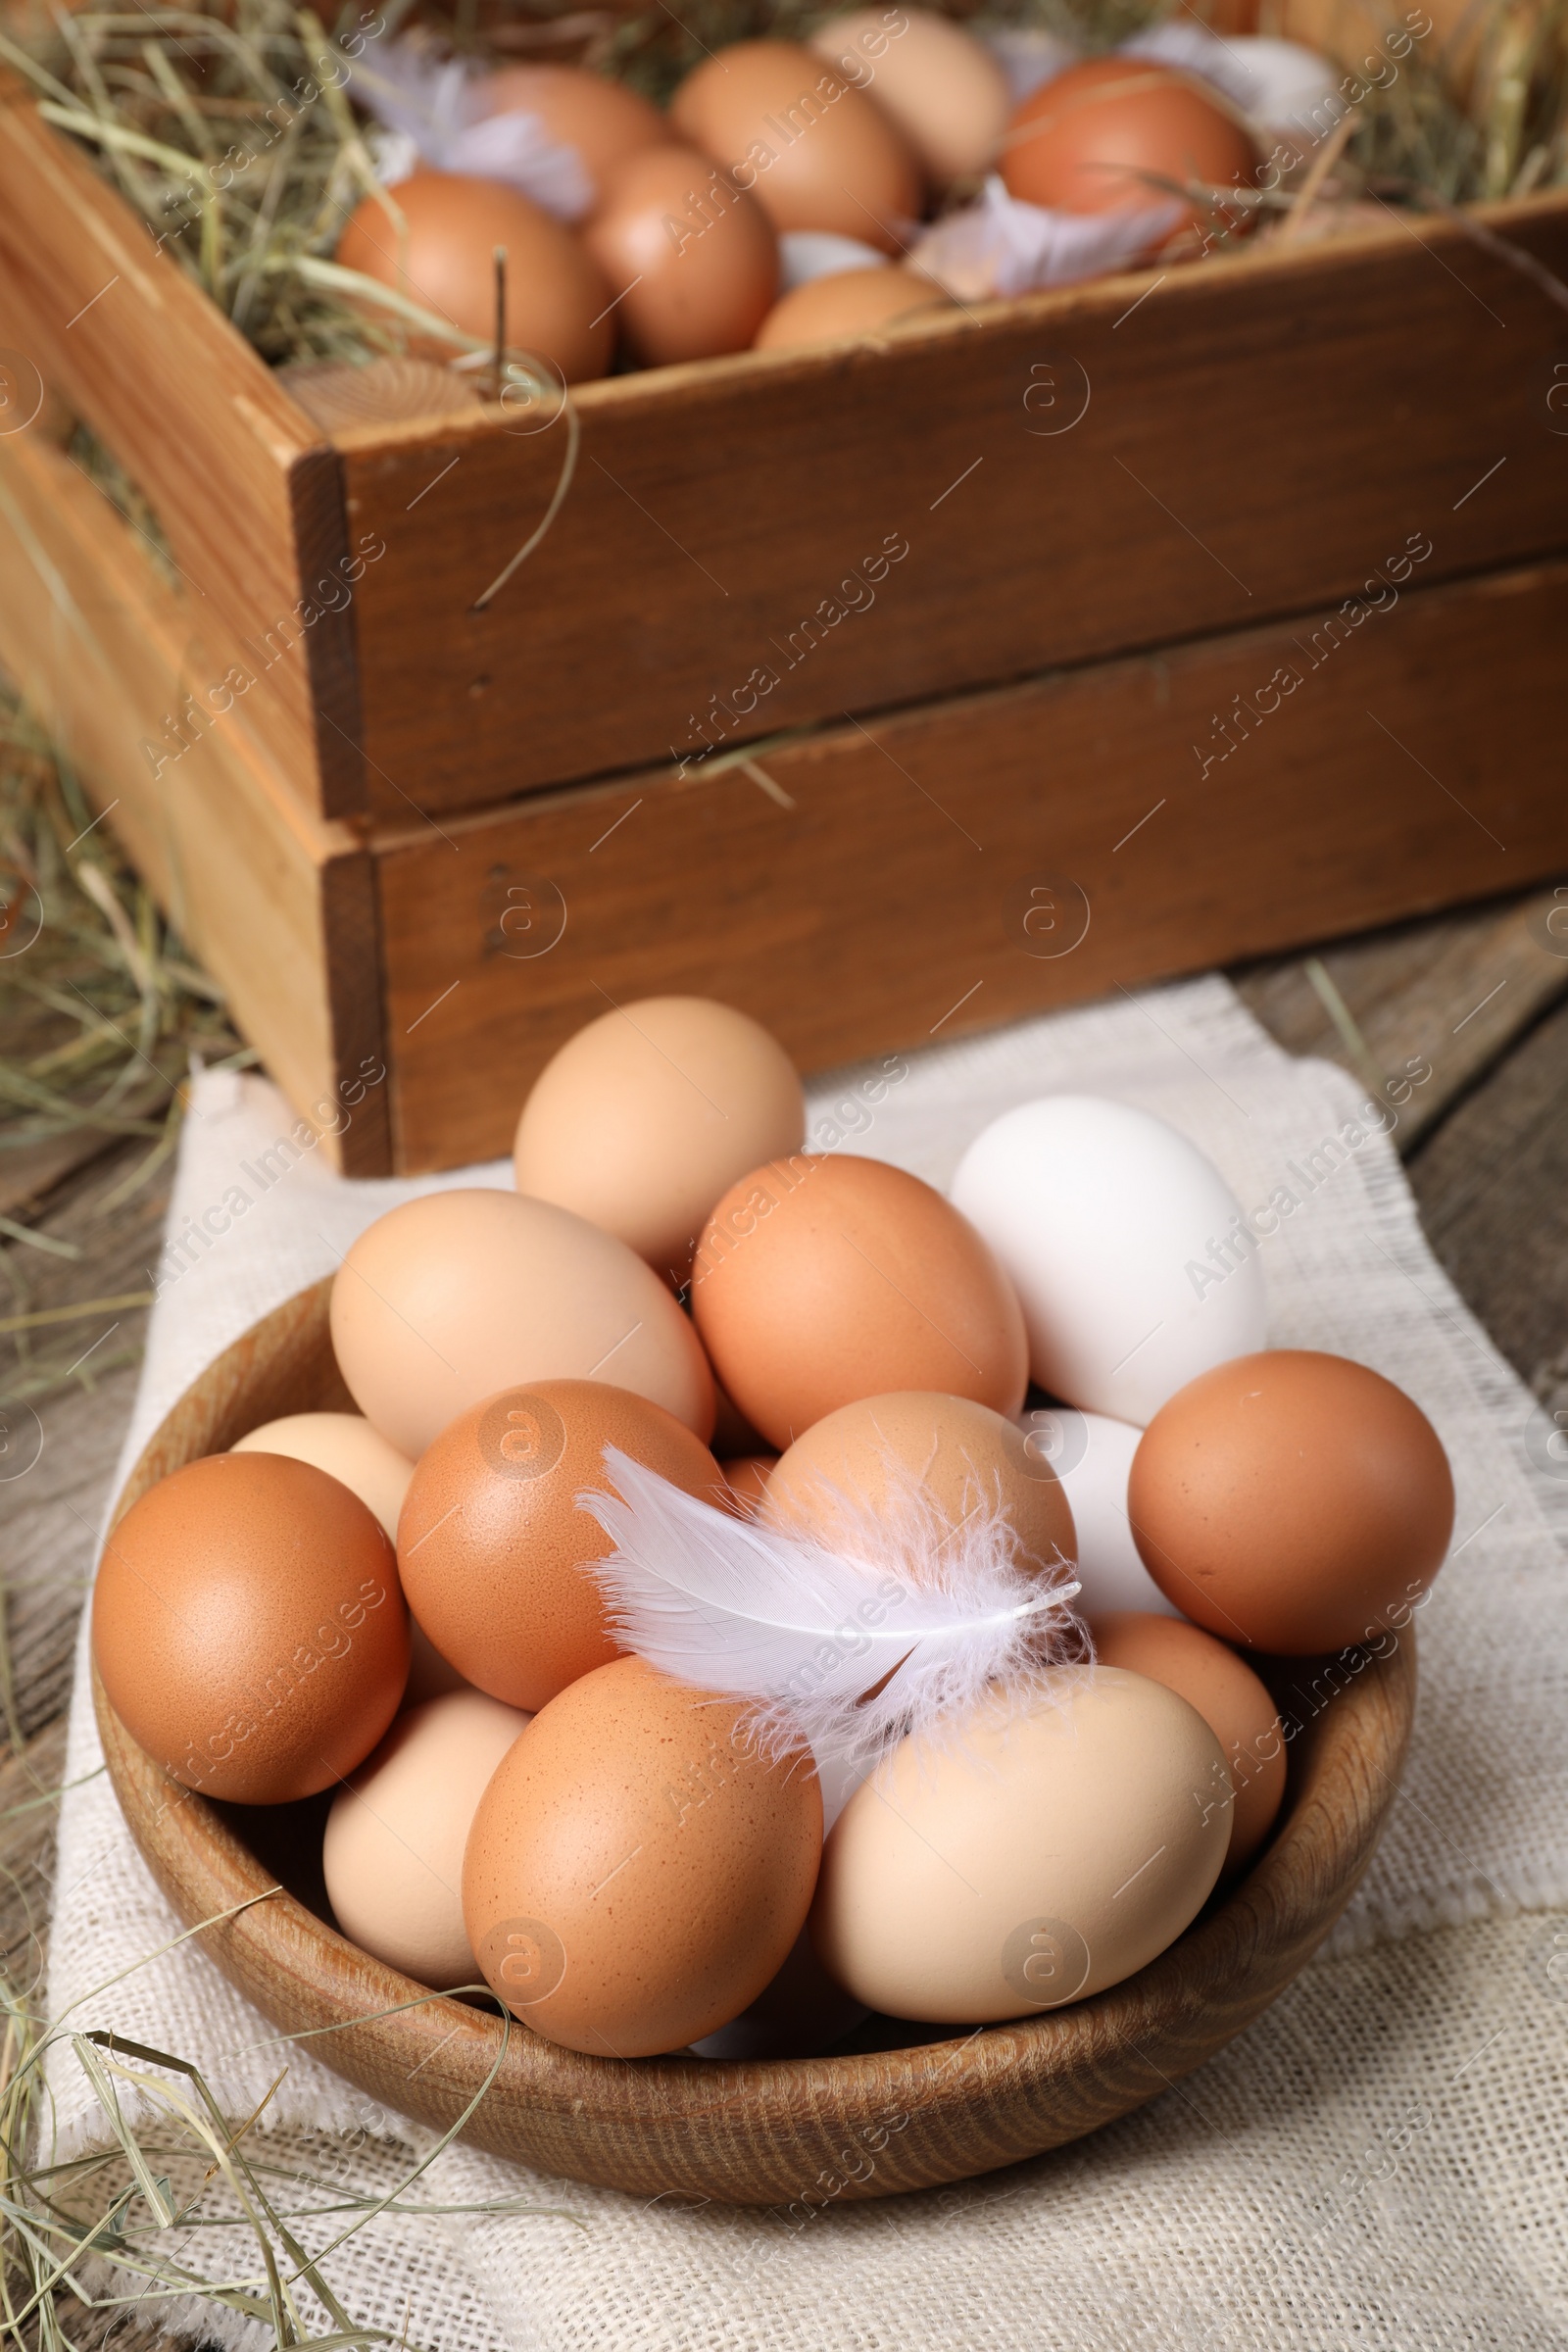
top-left (97, 1278), bottom-right (1416, 2206)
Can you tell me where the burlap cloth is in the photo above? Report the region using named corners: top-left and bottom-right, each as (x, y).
top-left (46, 977), bottom-right (1568, 2348)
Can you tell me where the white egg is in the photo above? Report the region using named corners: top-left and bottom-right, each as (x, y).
top-left (1016, 1403), bottom-right (1180, 1617)
top-left (951, 1096), bottom-right (1266, 1425)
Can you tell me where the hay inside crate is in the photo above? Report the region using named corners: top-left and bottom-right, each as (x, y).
top-left (0, 7), bottom-right (1566, 1173)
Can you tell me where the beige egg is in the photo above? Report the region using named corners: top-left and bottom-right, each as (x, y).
top-left (765, 1392), bottom-right (1074, 1577)
top-left (231, 1412), bottom-right (414, 1541)
top-left (330, 1188), bottom-right (714, 1460)
top-left (670, 39), bottom-right (921, 252)
top-left (323, 1692), bottom-right (529, 1987)
top-left (809, 9), bottom-right (1011, 186)
top-left (753, 266), bottom-right (950, 352)
top-left (810, 1668), bottom-right (1230, 2020)
top-left (514, 998), bottom-right (805, 1285)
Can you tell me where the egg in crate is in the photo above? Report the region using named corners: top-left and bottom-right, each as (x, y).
top-left (999, 58), bottom-right (1260, 252)
top-left (470, 64), bottom-right (671, 216)
top-left (670, 39), bottom-right (922, 252)
top-left (334, 172), bottom-right (613, 383)
top-left (754, 266), bottom-right (951, 351)
top-left (808, 7), bottom-right (1011, 187)
top-left (585, 147), bottom-right (780, 365)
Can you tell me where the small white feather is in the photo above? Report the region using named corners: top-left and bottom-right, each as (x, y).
top-left (580, 1447), bottom-right (1081, 1772)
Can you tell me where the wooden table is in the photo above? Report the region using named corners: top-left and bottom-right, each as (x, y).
top-left (3, 882), bottom-right (1566, 2344)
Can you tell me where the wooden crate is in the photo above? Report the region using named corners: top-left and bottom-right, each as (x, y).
top-left (2, 77), bottom-right (1567, 1172)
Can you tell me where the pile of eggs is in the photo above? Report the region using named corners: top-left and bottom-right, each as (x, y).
top-left (334, 9), bottom-right (1298, 377)
top-left (94, 998), bottom-right (1453, 2061)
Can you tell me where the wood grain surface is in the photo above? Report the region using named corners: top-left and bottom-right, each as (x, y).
top-left (0, 73), bottom-right (365, 818)
top-left (376, 555), bottom-right (1568, 1171)
top-left (0, 425), bottom-right (390, 1177)
top-left (93, 1277), bottom-right (1416, 2206)
top-left (336, 192), bottom-right (1568, 818)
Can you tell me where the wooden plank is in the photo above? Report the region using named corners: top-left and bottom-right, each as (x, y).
top-left (374, 554), bottom-right (1568, 1170)
top-left (0, 427), bottom-right (389, 1176)
top-left (1234, 886), bottom-right (1568, 1151)
top-left (0, 73), bottom-right (366, 817)
top-left (341, 191), bottom-right (1568, 821)
top-left (1405, 991), bottom-right (1568, 1403)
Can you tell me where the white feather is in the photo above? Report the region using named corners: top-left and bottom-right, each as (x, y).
top-left (580, 1447), bottom-right (1082, 1772)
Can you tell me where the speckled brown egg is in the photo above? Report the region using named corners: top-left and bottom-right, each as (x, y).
top-left (1128, 1349), bottom-right (1454, 1653)
top-left (463, 1656), bottom-right (822, 2055)
top-left (1000, 58), bottom-right (1258, 247)
top-left (397, 1380), bottom-right (723, 1713)
top-left (335, 171), bottom-right (612, 382)
top-left (692, 1153), bottom-right (1028, 1448)
top-left (92, 1452), bottom-right (409, 1802)
top-left (765, 1391), bottom-right (1074, 1576)
top-left (671, 39), bottom-right (921, 251)
top-left (585, 147), bottom-right (780, 365)
top-left (1090, 1609), bottom-right (1286, 1868)
top-left (754, 265), bottom-right (950, 351)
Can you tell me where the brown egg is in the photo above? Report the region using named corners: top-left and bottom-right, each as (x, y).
top-left (754, 265), bottom-right (950, 351)
top-left (230, 1411), bottom-right (412, 1540)
top-left (765, 1392), bottom-right (1073, 1577)
top-left (692, 1153), bottom-right (1028, 1448)
top-left (397, 1380), bottom-right (722, 1713)
top-left (335, 172), bottom-right (612, 383)
top-left (1000, 59), bottom-right (1258, 247)
top-left (92, 1453), bottom-right (409, 1803)
top-left (1129, 1349), bottom-right (1454, 1654)
top-left (720, 1453), bottom-right (778, 1512)
top-left (670, 40), bottom-right (922, 252)
top-left (330, 1188), bottom-right (715, 1462)
top-left (1090, 1610), bottom-right (1286, 1869)
top-left (463, 1656), bottom-right (822, 2055)
top-left (475, 64), bottom-right (671, 212)
top-left (584, 146), bottom-right (779, 366)
top-left (514, 997), bottom-right (804, 1284)
top-left (808, 8), bottom-right (1011, 187)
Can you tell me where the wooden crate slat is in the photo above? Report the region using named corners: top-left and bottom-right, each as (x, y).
top-left (375, 555), bottom-right (1568, 1171)
top-left (0, 72), bottom-right (365, 818)
top-left (341, 193), bottom-right (1568, 822)
top-left (0, 426), bottom-right (388, 1175)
